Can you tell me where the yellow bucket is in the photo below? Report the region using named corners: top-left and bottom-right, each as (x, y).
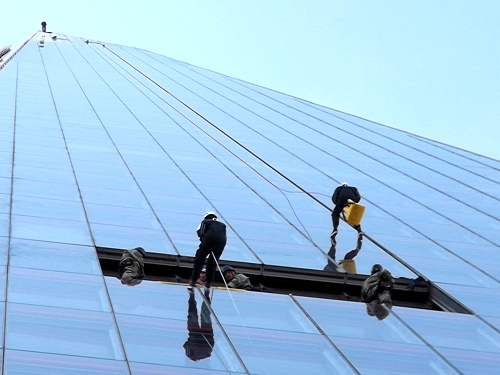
top-left (343, 203), bottom-right (365, 226)
top-left (338, 259), bottom-right (357, 274)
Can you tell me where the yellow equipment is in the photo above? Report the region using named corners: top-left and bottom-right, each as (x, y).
top-left (338, 259), bottom-right (357, 274)
top-left (343, 202), bottom-right (365, 226)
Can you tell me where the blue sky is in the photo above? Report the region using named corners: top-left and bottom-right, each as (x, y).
top-left (3, 1), bottom-right (499, 160)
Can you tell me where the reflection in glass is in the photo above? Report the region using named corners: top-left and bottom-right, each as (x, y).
top-left (360, 264), bottom-right (394, 321)
top-left (184, 292), bottom-right (214, 362)
top-left (223, 325), bottom-right (357, 374)
top-left (4, 349), bottom-right (129, 374)
top-left (117, 247), bottom-right (146, 286)
top-left (8, 267), bottom-right (111, 312)
top-left (6, 303), bottom-right (124, 360)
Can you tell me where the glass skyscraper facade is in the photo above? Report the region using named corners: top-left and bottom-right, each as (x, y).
top-left (0, 31), bottom-right (499, 374)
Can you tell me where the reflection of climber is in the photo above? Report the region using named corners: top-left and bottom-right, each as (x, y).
top-left (366, 301), bottom-right (392, 321)
top-left (324, 231), bottom-right (363, 273)
top-left (361, 264), bottom-right (394, 321)
top-left (329, 183), bottom-right (362, 261)
top-left (183, 293), bottom-right (214, 361)
top-left (118, 247), bottom-right (146, 286)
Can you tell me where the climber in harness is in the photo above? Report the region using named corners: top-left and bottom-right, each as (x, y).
top-left (361, 264), bottom-right (394, 321)
top-left (183, 292), bottom-right (214, 361)
top-left (117, 247), bottom-right (146, 286)
top-left (188, 212), bottom-right (227, 292)
top-left (328, 182), bottom-right (362, 262)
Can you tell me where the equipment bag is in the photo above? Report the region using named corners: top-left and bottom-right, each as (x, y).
top-left (343, 202), bottom-right (365, 226)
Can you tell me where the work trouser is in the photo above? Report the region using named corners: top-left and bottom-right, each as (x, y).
top-left (190, 241), bottom-right (225, 287)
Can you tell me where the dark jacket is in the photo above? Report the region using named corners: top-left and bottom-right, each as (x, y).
top-left (332, 185), bottom-right (361, 207)
top-left (197, 218), bottom-right (227, 247)
top-left (361, 269), bottom-right (394, 304)
top-left (118, 248), bottom-right (145, 286)
top-left (227, 273), bottom-right (253, 290)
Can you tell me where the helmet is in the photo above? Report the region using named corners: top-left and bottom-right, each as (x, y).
top-left (201, 268), bottom-right (207, 273)
top-left (371, 264), bottom-right (383, 275)
top-left (221, 265), bottom-right (235, 274)
top-left (204, 212), bottom-right (217, 220)
top-left (133, 247), bottom-right (146, 257)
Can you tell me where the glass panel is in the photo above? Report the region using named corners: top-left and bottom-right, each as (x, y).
top-left (80, 186), bottom-right (151, 209)
top-left (0, 192), bottom-right (8, 215)
top-left (0, 213), bottom-right (8, 237)
top-left (223, 325), bottom-right (356, 374)
top-left (85, 203), bottom-right (162, 230)
top-left (0, 267), bottom-right (6, 301)
top-left (295, 296), bottom-right (421, 344)
top-left (116, 309), bottom-right (245, 372)
top-left (130, 361), bottom-right (235, 374)
top-left (438, 283), bottom-right (500, 317)
top-left (395, 307), bottom-right (500, 353)
top-left (6, 303), bottom-right (124, 360)
top-left (13, 179), bottom-right (81, 202)
top-left (334, 336), bottom-right (459, 374)
top-left (4, 349), bottom-right (129, 374)
top-left (0, 177), bottom-right (10, 194)
top-left (9, 239), bottom-right (101, 275)
top-left (12, 195), bottom-right (87, 222)
top-left (212, 291), bottom-right (317, 333)
top-left (436, 347), bottom-right (500, 375)
top-left (14, 165), bottom-right (76, 184)
top-left (90, 223), bottom-right (175, 254)
top-left (11, 214), bottom-right (93, 245)
top-left (0, 235), bottom-right (8, 265)
top-left (106, 277), bottom-right (189, 321)
top-left (9, 267), bottom-right (111, 312)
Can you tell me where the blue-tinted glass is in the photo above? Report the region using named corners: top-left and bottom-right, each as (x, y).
top-left (6, 303), bottom-right (124, 360)
top-left (0, 266), bottom-right (6, 301)
top-left (116, 312), bottom-right (245, 372)
top-left (14, 165), bottom-right (76, 184)
top-left (212, 291), bottom-right (316, 333)
top-left (9, 267), bottom-right (111, 311)
top-left (438, 283), bottom-right (500, 317)
top-left (0, 236), bottom-right (8, 265)
top-left (85, 203), bottom-right (162, 230)
top-left (334, 336), bottom-right (459, 374)
top-left (0, 213), bottom-right (8, 237)
top-left (0, 193), bottom-right (10, 214)
top-left (13, 179), bottom-right (81, 202)
top-left (11, 214), bottom-right (93, 244)
top-left (90, 222), bottom-right (175, 254)
top-left (295, 296), bottom-right (421, 344)
top-left (80, 186), bottom-right (151, 209)
top-left (436, 347), bottom-right (500, 375)
top-left (0, 302), bottom-right (4, 340)
top-left (483, 315), bottom-right (500, 331)
top-left (223, 325), bottom-right (356, 374)
top-left (244, 239), bottom-right (327, 269)
top-left (129, 361), bottom-right (234, 374)
top-left (4, 349), bottom-right (129, 374)
top-left (395, 307), bottom-right (500, 353)
top-left (106, 278), bottom-right (189, 320)
top-left (9, 239), bottom-right (101, 274)
top-left (12, 195), bottom-right (87, 222)
top-left (0, 177), bottom-right (10, 194)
